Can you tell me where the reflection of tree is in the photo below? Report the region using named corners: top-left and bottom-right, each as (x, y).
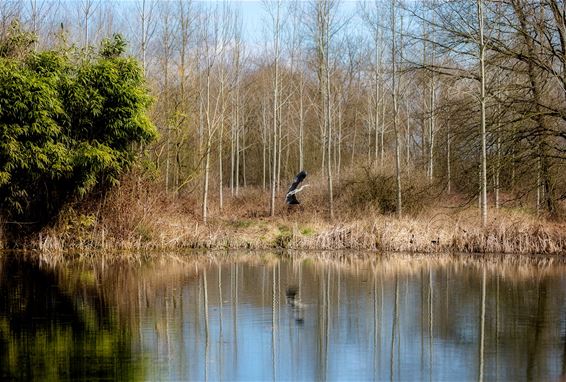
top-left (425, 263), bottom-right (566, 381)
top-left (0, 256), bottom-right (144, 381)
top-left (479, 267), bottom-right (486, 382)
top-left (390, 275), bottom-right (399, 381)
top-left (526, 276), bottom-right (548, 381)
top-left (3, 253), bottom-right (566, 381)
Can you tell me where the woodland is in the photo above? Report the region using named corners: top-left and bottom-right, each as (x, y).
top-left (0, 0), bottom-right (564, 253)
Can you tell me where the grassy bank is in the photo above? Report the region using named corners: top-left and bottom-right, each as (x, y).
top-left (18, 171), bottom-right (565, 255)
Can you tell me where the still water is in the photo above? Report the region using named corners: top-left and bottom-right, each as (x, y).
top-left (1, 252), bottom-right (565, 381)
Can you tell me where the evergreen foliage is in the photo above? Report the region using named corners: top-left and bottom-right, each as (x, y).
top-left (0, 32), bottom-right (156, 237)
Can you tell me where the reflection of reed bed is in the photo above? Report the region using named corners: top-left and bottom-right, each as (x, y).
top-left (284, 250), bottom-right (566, 280)
top-left (34, 251), bottom-right (282, 296)
top-left (7, 249), bottom-right (563, 341)
top-left (30, 252), bottom-right (201, 319)
top-left (18, 251), bottom-right (286, 337)
top-left (20, 247), bottom-right (566, 278)
top-left (18, 248), bottom-right (566, 276)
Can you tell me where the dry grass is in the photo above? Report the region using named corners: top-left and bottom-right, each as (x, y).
top-left (18, 169), bottom-right (566, 255)
top-left (287, 209), bottom-right (566, 254)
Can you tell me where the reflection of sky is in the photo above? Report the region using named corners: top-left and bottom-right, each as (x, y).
top-left (137, 261), bottom-right (566, 381)
top-left (3, 255), bottom-right (565, 381)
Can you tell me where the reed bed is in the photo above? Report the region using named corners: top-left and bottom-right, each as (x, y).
top-left (31, 210), bottom-right (565, 255)
top-left (289, 214), bottom-right (566, 254)
top-left (8, 171), bottom-right (565, 256)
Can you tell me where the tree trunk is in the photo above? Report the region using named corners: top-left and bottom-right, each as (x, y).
top-left (219, 64), bottom-right (225, 211)
top-left (513, 0), bottom-right (556, 214)
top-left (447, 129), bottom-right (451, 194)
top-left (203, 70), bottom-right (212, 224)
top-left (478, 0), bottom-right (488, 227)
top-left (317, 0), bottom-right (334, 220)
top-left (299, 77), bottom-right (305, 171)
top-left (374, 24), bottom-right (380, 165)
top-left (392, 0), bottom-right (402, 218)
top-left (270, 2), bottom-right (281, 217)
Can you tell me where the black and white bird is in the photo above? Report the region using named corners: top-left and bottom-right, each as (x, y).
top-left (285, 170), bottom-right (308, 205)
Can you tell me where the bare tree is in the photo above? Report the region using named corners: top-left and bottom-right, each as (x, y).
top-left (134, 0), bottom-right (157, 76)
top-left (392, 0), bottom-right (402, 217)
top-left (79, 0), bottom-right (99, 46)
top-left (201, 4), bottom-right (225, 223)
top-left (478, 0), bottom-right (488, 226)
top-left (360, 1), bottom-right (384, 167)
top-left (264, 0), bottom-right (283, 217)
top-left (313, 0), bottom-right (336, 220)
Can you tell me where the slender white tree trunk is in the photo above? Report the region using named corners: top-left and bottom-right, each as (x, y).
top-left (337, 95), bottom-right (342, 179)
top-left (270, 1), bottom-right (281, 217)
top-left (405, 97), bottom-right (410, 170)
top-left (299, 78), bottom-right (305, 171)
top-left (374, 25), bottom-right (380, 165)
top-left (380, 80), bottom-right (386, 168)
top-left (203, 71), bottom-right (212, 223)
top-left (277, 99), bottom-right (282, 192)
top-left (262, 100), bottom-right (267, 190)
top-left (219, 64), bottom-right (225, 211)
top-left (392, 0), bottom-right (402, 217)
top-left (428, 31), bottom-right (436, 183)
top-left (478, 0), bottom-right (488, 226)
top-left (447, 129), bottom-right (451, 194)
top-left (318, 0), bottom-right (334, 220)
top-left (230, 99), bottom-right (235, 195)
top-left (235, 81), bottom-right (240, 196)
top-left (495, 123), bottom-right (501, 209)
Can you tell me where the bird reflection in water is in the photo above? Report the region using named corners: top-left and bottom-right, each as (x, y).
top-left (285, 286), bottom-right (305, 324)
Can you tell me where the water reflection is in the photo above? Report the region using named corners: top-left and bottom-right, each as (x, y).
top-left (1, 252), bottom-right (565, 381)
top-left (0, 254), bottom-right (144, 381)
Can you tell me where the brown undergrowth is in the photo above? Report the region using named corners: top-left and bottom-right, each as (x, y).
top-left (21, 169), bottom-right (566, 255)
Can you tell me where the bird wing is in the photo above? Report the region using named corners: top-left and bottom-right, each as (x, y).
top-left (285, 170), bottom-right (308, 205)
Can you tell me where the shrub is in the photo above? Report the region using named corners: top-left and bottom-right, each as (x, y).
top-left (337, 166), bottom-right (435, 215)
top-left (0, 31), bottom-right (156, 241)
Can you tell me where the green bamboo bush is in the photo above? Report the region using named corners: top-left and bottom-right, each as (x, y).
top-left (0, 24), bottom-right (156, 244)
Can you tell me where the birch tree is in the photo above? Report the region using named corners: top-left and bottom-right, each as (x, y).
top-left (478, 0), bottom-right (488, 226)
top-left (392, 0), bottom-right (402, 217)
top-left (134, 0), bottom-right (157, 77)
top-left (360, 1), bottom-right (384, 167)
top-left (79, 0), bottom-right (98, 47)
top-left (201, 5), bottom-right (225, 223)
top-left (313, 0), bottom-right (336, 220)
top-left (264, 0), bottom-right (283, 216)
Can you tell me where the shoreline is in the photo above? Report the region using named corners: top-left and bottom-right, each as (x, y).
top-left (23, 213), bottom-right (566, 255)
top-left (4, 180), bottom-right (564, 256)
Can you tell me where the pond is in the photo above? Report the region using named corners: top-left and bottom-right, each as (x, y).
top-left (0, 252), bottom-right (565, 381)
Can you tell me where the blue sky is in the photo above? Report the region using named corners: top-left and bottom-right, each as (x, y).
top-left (228, 0), bottom-right (362, 45)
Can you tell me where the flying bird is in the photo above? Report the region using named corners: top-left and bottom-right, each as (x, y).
top-left (285, 170), bottom-right (308, 205)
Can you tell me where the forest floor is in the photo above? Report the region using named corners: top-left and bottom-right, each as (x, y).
top-left (27, 173), bottom-right (566, 256)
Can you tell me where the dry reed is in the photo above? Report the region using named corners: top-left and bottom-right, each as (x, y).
top-left (11, 170), bottom-right (565, 256)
